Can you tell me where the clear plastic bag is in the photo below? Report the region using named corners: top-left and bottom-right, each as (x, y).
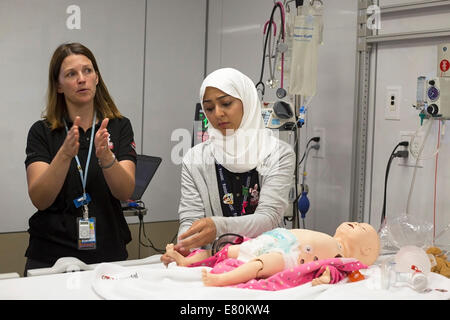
top-left (379, 214), bottom-right (434, 254)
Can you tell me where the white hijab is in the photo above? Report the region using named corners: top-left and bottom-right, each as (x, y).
top-left (200, 68), bottom-right (279, 173)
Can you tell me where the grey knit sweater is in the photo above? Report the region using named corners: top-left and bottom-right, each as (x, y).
top-left (177, 138), bottom-right (295, 243)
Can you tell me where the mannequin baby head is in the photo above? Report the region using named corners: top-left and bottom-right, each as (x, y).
top-left (333, 222), bottom-right (380, 265)
top-left (290, 222), bottom-right (380, 266)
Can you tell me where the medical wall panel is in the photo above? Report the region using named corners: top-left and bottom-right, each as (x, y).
top-left (367, 4), bottom-right (450, 249)
top-left (0, 0), bottom-right (145, 232)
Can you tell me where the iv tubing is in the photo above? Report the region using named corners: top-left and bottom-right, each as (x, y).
top-left (275, 1), bottom-right (285, 89)
top-left (405, 119), bottom-right (433, 215)
top-left (433, 120), bottom-right (441, 243)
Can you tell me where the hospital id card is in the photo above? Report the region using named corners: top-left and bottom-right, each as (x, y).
top-left (77, 217), bottom-right (96, 250)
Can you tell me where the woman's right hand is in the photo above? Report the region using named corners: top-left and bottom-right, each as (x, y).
top-left (174, 217), bottom-right (217, 251)
top-left (60, 116), bottom-right (80, 160)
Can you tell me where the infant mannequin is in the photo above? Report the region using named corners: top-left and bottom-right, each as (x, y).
top-left (165, 222), bottom-right (380, 287)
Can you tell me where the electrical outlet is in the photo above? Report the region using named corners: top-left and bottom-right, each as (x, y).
top-left (398, 130), bottom-right (423, 168)
top-left (411, 133), bottom-right (425, 157)
top-left (312, 127), bottom-right (325, 159)
top-left (385, 86), bottom-right (401, 120)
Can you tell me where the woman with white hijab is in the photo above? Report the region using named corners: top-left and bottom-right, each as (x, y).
top-left (162, 68), bottom-right (295, 264)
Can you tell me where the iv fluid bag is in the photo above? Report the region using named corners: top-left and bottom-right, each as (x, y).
top-left (288, 6), bottom-right (323, 96)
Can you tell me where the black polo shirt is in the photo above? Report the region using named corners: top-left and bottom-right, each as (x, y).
top-left (215, 163), bottom-right (260, 217)
top-left (24, 116), bottom-right (137, 265)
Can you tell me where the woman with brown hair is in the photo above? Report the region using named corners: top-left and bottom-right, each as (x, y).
top-left (24, 43), bottom-right (137, 275)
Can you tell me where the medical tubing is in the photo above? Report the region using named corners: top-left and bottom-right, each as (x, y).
top-left (409, 120), bottom-right (441, 160)
top-left (281, 51), bottom-right (285, 89)
top-left (276, 1), bottom-right (286, 89)
top-left (270, 2), bottom-right (285, 88)
top-left (256, 2), bottom-right (285, 96)
top-left (406, 119), bottom-right (434, 215)
top-left (256, 5), bottom-right (277, 95)
top-left (291, 97), bottom-right (314, 147)
top-left (262, 21), bottom-right (276, 75)
top-left (211, 233), bottom-right (244, 256)
top-left (270, 25), bottom-right (285, 88)
top-left (263, 20), bottom-right (277, 36)
top-left (268, 22), bottom-right (275, 82)
top-left (433, 120), bottom-right (441, 242)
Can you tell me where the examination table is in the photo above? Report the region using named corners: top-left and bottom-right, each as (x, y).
top-left (0, 254), bottom-right (448, 300)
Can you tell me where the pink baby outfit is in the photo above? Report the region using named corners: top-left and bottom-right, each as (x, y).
top-left (187, 245), bottom-right (367, 291)
top-left (231, 257), bottom-right (367, 290)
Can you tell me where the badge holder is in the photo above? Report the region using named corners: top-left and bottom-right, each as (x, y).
top-left (77, 217), bottom-right (96, 250)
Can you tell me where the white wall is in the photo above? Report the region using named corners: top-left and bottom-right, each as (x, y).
top-left (206, 0), bottom-right (358, 235)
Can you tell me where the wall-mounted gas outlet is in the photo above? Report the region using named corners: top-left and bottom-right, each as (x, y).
top-left (385, 86), bottom-right (401, 120)
top-left (312, 127), bottom-right (325, 159)
top-left (399, 130), bottom-right (423, 168)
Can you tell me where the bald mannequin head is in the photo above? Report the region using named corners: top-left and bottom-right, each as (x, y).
top-left (333, 222), bottom-right (380, 265)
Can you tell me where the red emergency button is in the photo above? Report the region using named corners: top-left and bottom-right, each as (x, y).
top-left (440, 59), bottom-right (449, 72)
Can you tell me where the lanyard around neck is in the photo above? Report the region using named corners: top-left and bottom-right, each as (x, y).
top-left (217, 164), bottom-right (252, 216)
top-left (64, 113), bottom-right (97, 199)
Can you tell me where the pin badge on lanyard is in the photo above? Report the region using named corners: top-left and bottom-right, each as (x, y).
top-left (64, 114), bottom-right (97, 250)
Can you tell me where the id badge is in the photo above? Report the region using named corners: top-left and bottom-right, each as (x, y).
top-left (77, 217), bottom-right (96, 250)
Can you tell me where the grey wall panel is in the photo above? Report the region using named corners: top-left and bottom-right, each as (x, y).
top-left (140, 0), bottom-right (206, 223)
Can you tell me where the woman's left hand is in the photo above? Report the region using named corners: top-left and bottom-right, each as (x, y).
top-left (95, 118), bottom-right (111, 160)
top-left (175, 218), bottom-right (217, 251)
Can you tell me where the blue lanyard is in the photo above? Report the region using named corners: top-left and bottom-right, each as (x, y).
top-left (217, 164), bottom-right (251, 216)
top-left (64, 113), bottom-right (97, 202)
